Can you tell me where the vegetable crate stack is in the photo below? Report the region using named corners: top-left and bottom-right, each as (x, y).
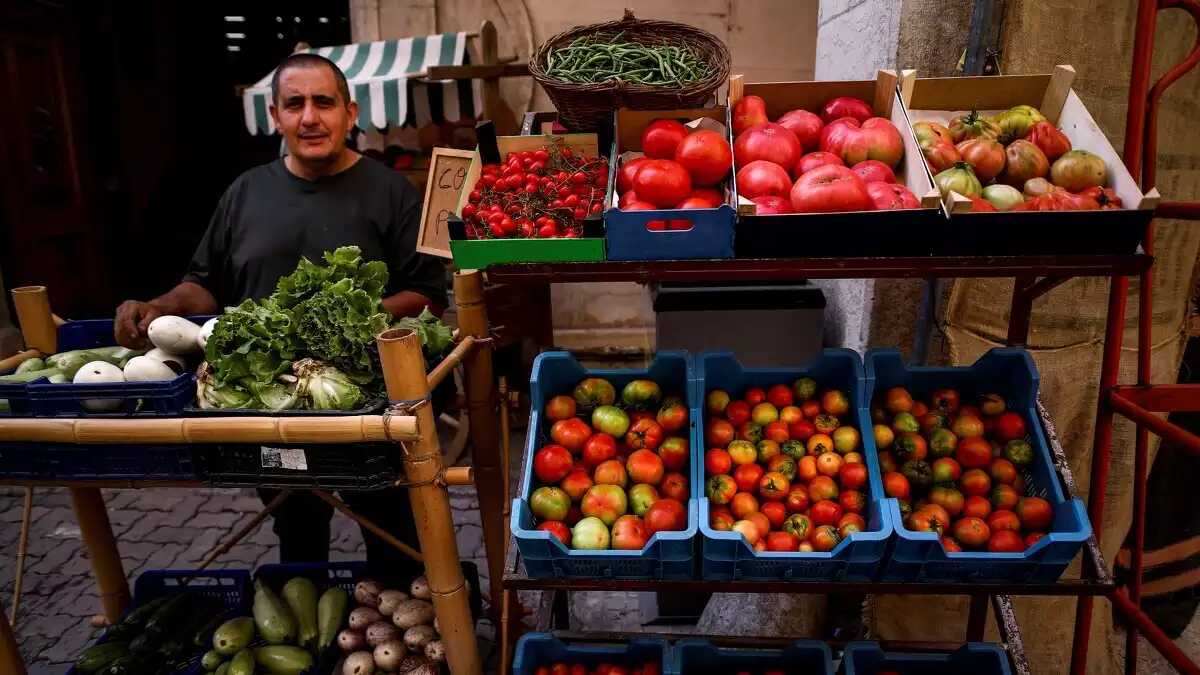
top-left (192, 246), bottom-right (453, 490)
top-left (447, 130), bottom-right (608, 268)
top-left (905, 64), bottom-right (1158, 254)
top-left (727, 71), bottom-right (944, 258)
top-left (66, 569), bottom-right (249, 675)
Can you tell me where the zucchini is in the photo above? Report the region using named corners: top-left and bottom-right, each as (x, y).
top-left (75, 641), bottom-right (129, 672)
top-left (143, 591), bottom-right (195, 638)
top-left (200, 650), bottom-right (224, 671)
top-left (0, 367), bottom-right (62, 383)
top-left (117, 596), bottom-right (169, 630)
top-left (14, 357), bottom-right (45, 374)
top-left (128, 634), bottom-right (158, 655)
top-left (102, 621), bottom-right (141, 642)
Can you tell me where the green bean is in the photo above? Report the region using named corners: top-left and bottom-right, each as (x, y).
top-left (543, 35), bottom-right (713, 87)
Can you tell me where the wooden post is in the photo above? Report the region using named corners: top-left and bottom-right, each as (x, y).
top-left (454, 271), bottom-right (507, 620)
top-left (377, 327), bottom-right (481, 675)
top-left (71, 488), bottom-right (130, 623)
top-left (0, 608), bottom-right (25, 675)
top-left (11, 287), bottom-right (56, 354)
top-left (479, 20), bottom-right (519, 135)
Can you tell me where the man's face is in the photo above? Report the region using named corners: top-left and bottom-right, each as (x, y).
top-left (270, 65), bottom-right (358, 164)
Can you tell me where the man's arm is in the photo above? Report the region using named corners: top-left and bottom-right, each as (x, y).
top-left (114, 283), bottom-right (219, 348)
top-left (381, 178), bottom-right (449, 321)
top-left (382, 290), bottom-right (441, 320)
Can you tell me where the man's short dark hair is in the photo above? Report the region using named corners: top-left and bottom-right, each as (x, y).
top-left (270, 53), bottom-right (352, 106)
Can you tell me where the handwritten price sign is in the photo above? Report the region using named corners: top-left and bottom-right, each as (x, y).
top-left (417, 148), bottom-right (474, 258)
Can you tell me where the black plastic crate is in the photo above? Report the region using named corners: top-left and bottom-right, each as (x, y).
top-left (195, 442), bottom-right (401, 490)
top-left (0, 443), bottom-right (200, 481)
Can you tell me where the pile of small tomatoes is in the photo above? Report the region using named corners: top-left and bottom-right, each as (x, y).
top-left (730, 94), bottom-right (915, 215)
top-left (703, 378), bottom-right (868, 554)
top-left (461, 143), bottom-right (608, 239)
top-left (615, 118), bottom-right (734, 230)
top-left (871, 386), bottom-right (1054, 553)
top-left (528, 377), bottom-right (691, 552)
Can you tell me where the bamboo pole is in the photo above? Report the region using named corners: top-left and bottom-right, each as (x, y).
top-left (0, 415), bottom-right (418, 445)
top-left (195, 490), bottom-right (291, 571)
top-left (71, 488), bottom-right (130, 623)
top-left (377, 327), bottom-right (481, 675)
top-left (311, 490), bottom-right (423, 563)
top-left (0, 349), bottom-right (42, 373)
top-left (453, 270), bottom-right (507, 626)
top-left (11, 287), bottom-right (56, 354)
top-left (10, 488), bottom-right (31, 625)
top-left (0, 607), bottom-right (25, 675)
top-left (427, 336), bottom-right (476, 390)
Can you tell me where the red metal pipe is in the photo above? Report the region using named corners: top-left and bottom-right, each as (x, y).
top-left (1110, 589), bottom-right (1200, 675)
top-left (1110, 391), bottom-right (1200, 456)
top-left (1111, 384), bottom-right (1200, 412)
top-left (1156, 201), bottom-right (1200, 220)
top-left (1122, 0), bottom-right (1159, 182)
top-left (1071, 275), bottom-right (1131, 675)
top-left (1144, 0), bottom-right (1200, 190)
top-left (1126, 424), bottom-right (1150, 675)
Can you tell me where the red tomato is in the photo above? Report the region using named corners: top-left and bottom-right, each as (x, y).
top-left (732, 95), bottom-right (769, 137)
top-left (988, 530), bottom-right (1026, 552)
top-left (995, 412), bottom-right (1027, 442)
top-left (820, 117), bottom-right (904, 168)
top-left (622, 200), bottom-right (657, 211)
top-left (987, 509), bottom-right (1022, 533)
top-left (821, 96), bottom-right (873, 125)
top-left (617, 157), bottom-right (651, 193)
top-left (777, 109), bottom-right (825, 153)
top-left (645, 498), bottom-right (686, 535)
top-left (536, 521), bottom-right (570, 546)
top-left (625, 418), bottom-right (665, 451)
top-left (631, 160), bottom-right (692, 208)
top-left (789, 164), bottom-right (873, 214)
top-left (785, 485), bottom-right (810, 513)
top-left (704, 448), bottom-right (732, 476)
top-left (582, 433), bottom-right (617, 468)
top-left (998, 140), bottom-right (1050, 188)
top-left (940, 535), bottom-right (963, 553)
top-left (760, 500), bottom-right (787, 530)
top-left (736, 160), bottom-right (793, 199)
top-left (957, 138), bottom-right (1006, 182)
top-left (839, 462), bottom-right (869, 490)
top-left (810, 499), bottom-right (844, 527)
top-left (1079, 186), bottom-right (1123, 209)
top-left (725, 400), bottom-right (752, 426)
top-left (1016, 496), bottom-right (1054, 530)
top-left (767, 384), bottom-right (793, 409)
top-left (550, 418), bottom-right (591, 453)
top-left (883, 472), bottom-right (910, 499)
top-left (967, 195), bottom-right (998, 212)
top-left (641, 119), bottom-right (689, 159)
top-left (733, 462), bottom-right (764, 494)
top-left (949, 516), bottom-right (991, 548)
top-left (811, 525), bottom-right (842, 552)
top-left (733, 122), bottom-right (802, 172)
top-left (795, 151), bottom-right (845, 177)
top-left (765, 530), bottom-right (799, 552)
top-left (1012, 192), bottom-right (1097, 212)
top-left (674, 129), bottom-right (733, 186)
top-left (962, 495), bottom-right (992, 520)
top-left (675, 197), bottom-right (713, 210)
top-left (921, 137), bottom-right (962, 173)
top-left (1025, 531), bottom-right (1047, 548)
top-left (867, 182), bottom-right (920, 210)
top-left (618, 191), bottom-right (641, 209)
top-left (688, 188), bottom-right (725, 208)
top-left (851, 160), bottom-right (896, 184)
top-left (752, 196), bottom-right (793, 215)
top-left (534, 444), bottom-right (574, 483)
top-left (1024, 120), bottom-right (1072, 161)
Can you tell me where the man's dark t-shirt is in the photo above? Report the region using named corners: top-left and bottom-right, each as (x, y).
top-left (183, 157), bottom-right (446, 309)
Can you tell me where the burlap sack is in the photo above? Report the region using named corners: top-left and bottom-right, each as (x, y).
top-left (874, 3), bottom-right (1200, 670)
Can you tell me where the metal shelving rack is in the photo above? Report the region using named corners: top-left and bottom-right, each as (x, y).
top-left (487, 0), bottom-right (1200, 669)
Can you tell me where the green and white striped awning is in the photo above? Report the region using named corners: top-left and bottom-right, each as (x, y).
top-left (242, 33), bottom-right (482, 135)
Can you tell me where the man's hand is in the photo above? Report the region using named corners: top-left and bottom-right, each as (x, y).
top-left (114, 300), bottom-right (161, 348)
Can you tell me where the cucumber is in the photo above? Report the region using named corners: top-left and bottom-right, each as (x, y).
top-left (193, 614), bottom-right (226, 648)
top-left (119, 596), bottom-right (169, 629)
top-left (102, 621), bottom-right (141, 643)
top-left (75, 641), bottom-right (129, 672)
top-left (228, 648), bottom-right (255, 675)
top-left (200, 650), bottom-right (224, 672)
top-left (128, 634), bottom-right (158, 654)
top-left (144, 592), bottom-right (195, 638)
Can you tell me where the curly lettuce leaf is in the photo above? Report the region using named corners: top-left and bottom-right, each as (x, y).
top-left (394, 307), bottom-right (453, 357)
top-left (205, 298), bottom-right (297, 385)
top-left (293, 278), bottom-right (390, 379)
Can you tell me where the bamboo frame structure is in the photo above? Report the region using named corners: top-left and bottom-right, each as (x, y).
top-left (378, 326), bottom-right (482, 674)
top-left (0, 415), bottom-right (419, 445)
top-left (428, 335), bottom-right (476, 390)
top-left (10, 488), bottom-right (31, 625)
top-left (10, 287), bottom-right (56, 355)
top-left (453, 270), bottom-right (508, 630)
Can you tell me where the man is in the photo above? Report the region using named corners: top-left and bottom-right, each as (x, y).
top-left (114, 54), bottom-right (445, 580)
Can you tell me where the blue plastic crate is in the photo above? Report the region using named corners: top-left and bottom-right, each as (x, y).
top-left (673, 638), bottom-right (834, 675)
top-left (0, 443), bottom-right (200, 481)
top-left (5, 317), bottom-right (210, 418)
top-left (840, 641), bottom-right (1011, 675)
top-left (512, 351), bottom-right (699, 580)
top-left (693, 349), bottom-right (892, 581)
top-left (866, 348), bottom-right (1091, 583)
top-left (603, 107), bottom-right (736, 261)
top-left (64, 569), bottom-right (251, 675)
top-left (512, 634), bottom-right (669, 675)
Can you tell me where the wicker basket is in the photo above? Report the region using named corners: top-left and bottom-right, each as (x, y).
top-left (529, 10), bottom-right (731, 132)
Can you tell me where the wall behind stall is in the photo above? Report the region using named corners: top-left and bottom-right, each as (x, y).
top-left (352, 0), bottom-right (817, 351)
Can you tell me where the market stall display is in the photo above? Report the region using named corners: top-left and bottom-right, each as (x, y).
top-left (606, 107), bottom-right (736, 260)
top-left (867, 348), bottom-right (1091, 583)
top-left (903, 65), bottom-right (1158, 254)
top-left (511, 351), bottom-right (697, 579)
top-left (695, 350), bottom-right (891, 581)
top-left (672, 637), bottom-right (834, 675)
top-left (840, 641), bottom-right (1011, 675)
top-left (528, 11), bottom-right (730, 132)
top-left (728, 72), bottom-right (942, 259)
top-left (511, 635), bottom-right (666, 675)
